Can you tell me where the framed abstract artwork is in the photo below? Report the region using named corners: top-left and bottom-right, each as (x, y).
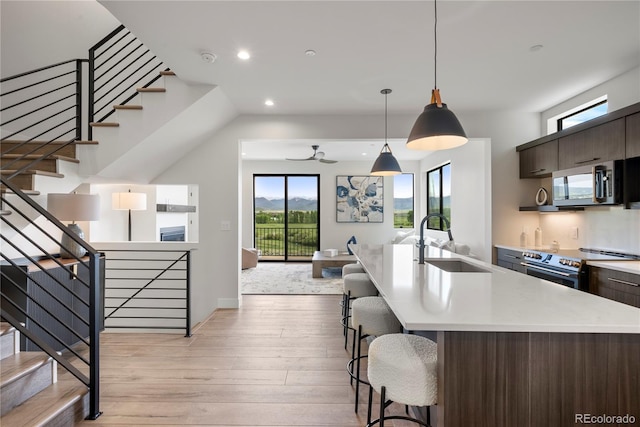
top-left (336, 175), bottom-right (384, 223)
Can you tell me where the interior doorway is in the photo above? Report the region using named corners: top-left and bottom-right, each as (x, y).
top-left (253, 174), bottom-right (320, 261)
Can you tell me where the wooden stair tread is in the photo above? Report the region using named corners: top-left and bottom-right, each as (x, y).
top-left (137, 87), bottom-right (166, 93)
top-left (89, 122), bottom-right (119, 127)
top-left (0, 352), bottom-right (52, 388)
top-left (160, 70), bottom-right (175, 76)
top-left (113, 104), bottom-right (143, 110)
top-left (1, 154), bottom-right (80, 164)
top-left (0, 323), bottom-right (15, 336)
top-left (1, 140), bottom-right (98, 146)
top-left (1, 170), bottom-right (64, 178)
top-left (0, 380), bottom-right (88, 427)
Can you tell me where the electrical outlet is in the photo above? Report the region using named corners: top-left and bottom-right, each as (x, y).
top-left (570, 227), bottom-right (579, 239)
top-left (220, 220), bottom-right (231, 231)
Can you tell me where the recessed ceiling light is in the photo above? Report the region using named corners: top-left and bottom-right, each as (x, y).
top-left (529, 44), bottom-right (544, 52)
top-left (237, 50), bottom-right (251, 60)
top-left (265, 99), bottom-right (275, 107)
top-left (305, 49), bottom-right (316, 56)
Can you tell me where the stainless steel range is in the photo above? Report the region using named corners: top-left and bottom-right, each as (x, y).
top-left (520, 247), bottom-right (639, 291)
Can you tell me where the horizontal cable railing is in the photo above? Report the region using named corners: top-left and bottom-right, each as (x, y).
top-left (0, 59), bottom-right (86, 177)
top-left (0, 177), bottom-right (103, 419)
top-left (98, 249), bottom-right (191, 337)
top-left (255, 226), bottom-right (318, 257)
top-left (88, 25), bottom-right (167, 138)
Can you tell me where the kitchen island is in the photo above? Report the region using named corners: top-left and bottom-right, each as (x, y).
top-left (350, 244), bottom-right (640, 427)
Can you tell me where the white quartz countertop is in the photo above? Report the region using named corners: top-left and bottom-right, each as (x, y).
top-left (587, 260), bottom-right (640, 275)
top-left (350, 244), bottom-right (640, 334)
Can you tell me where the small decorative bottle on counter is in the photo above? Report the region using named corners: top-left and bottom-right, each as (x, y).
top-left (520, 229), bottom-right (528, 247)
top-left (535, 227), bottom-right (542, 247)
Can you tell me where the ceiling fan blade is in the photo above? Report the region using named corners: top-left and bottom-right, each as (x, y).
top-left (285, 156), bottom-right (315, 161)
top-left (319, 158), bottom-right (338, 164)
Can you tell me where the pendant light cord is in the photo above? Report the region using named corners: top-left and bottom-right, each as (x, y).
top-left (434, 0), bottom-right (438, 90)
top-left (384, 90), bottom-right (388, 145)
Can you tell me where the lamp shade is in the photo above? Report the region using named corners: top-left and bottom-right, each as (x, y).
top-left (112, 192), bottom-right (147, 211)
top-left (371, 145), bottom-right (402, 176)
top-left (47, 193), bottom-right (100, 221)
top-left (406, 103), bottom-right (468, 151)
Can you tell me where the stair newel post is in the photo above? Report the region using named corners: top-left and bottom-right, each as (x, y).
top-left (185, 250), bottom-right (192, 337)
top-left (75, 59), bottom-right (83, 142)
top-left (88, 49), bottom-right (95, 141)
top-left (86, 252), bottom-right (103, 420)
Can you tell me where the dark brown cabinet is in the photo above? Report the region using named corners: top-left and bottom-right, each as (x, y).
top-left (519, 140), bottom-right (558, 178)
top-left (626, 112), bottom-right (640, 158)
top-left (558, 118), bottom-right (625, 169)
top-left (589, 266), bottom-right (640, 308)
top-left (496, 247), bottom-right (526, 273)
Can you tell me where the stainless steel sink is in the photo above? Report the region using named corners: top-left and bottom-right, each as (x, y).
top-left (424, 259), bottom-right (491, 273)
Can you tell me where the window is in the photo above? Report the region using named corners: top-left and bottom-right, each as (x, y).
top-left (426, 163), bottom-right (451, 231)
top-left (393, 173), bottom-right (414, 228)
top-left (557, 99), bottom-right (608, 131)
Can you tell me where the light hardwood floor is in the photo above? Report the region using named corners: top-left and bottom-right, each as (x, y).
top-left (74, 295), bottom-right (416, 426)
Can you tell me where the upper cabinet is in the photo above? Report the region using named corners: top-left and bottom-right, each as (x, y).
top-left (519, 139), bottom-right (558, 178)
top-left (558, 119), bottom-right (625, 170)
top-left (626, 112), bottom-right (640, 159)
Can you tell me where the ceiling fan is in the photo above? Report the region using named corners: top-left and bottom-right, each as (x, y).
top-left (286, 145), bottom-right (337, 163)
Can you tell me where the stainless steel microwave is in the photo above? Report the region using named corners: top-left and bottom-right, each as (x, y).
top-left (552, 160), bottom-right (622, 206)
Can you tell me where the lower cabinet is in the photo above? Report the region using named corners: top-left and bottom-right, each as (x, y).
top-left (496, 247), bottom-right (526, 273)
top-left (589, 266), bottom-right (640, 308)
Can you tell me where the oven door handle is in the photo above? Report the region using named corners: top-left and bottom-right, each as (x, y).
top-left (520, 262), bottom-right (572, 277)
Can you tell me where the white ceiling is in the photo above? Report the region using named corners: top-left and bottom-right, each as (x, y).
top-left (99, 0), bottom-right (640, 161)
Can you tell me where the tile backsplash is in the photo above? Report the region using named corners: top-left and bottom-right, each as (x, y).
top-left (538, 207), bottom-right (640, 254)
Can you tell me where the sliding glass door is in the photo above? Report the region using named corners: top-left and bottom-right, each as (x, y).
top-left (254, 175), bottom-right (320, 261)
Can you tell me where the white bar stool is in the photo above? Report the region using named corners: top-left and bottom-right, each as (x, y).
top-left (341, 272), bottom-right (377, 350)
top-left (348, 296), bottom-right (401, 414)
top-left (366, 333), bottom-right (438, 426)
top-left (342, 263), bottom-right (364, 276)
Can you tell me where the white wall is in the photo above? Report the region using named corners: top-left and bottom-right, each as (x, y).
top-left (241, 159), bottom-right (421, 252)
top-left (418, 139), bottom-right (492, 262)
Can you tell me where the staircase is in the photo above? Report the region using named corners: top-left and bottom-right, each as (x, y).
top-left (0, 323), bottom-right (90, 426)
top-left (0, 140), bottom-right (96, 193)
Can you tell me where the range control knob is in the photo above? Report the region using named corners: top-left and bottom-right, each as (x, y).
top-left (572, 261), bottom-right (581, 268)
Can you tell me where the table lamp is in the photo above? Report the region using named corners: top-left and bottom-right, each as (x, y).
top-left (112, 189), bottom-right (147, 241)
top-left (47, 193), bottom-right (100, 259)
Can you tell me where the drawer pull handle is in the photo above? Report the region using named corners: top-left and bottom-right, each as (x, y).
top-left (529, 168), bottom-right (545, 174)
top-left (575, 157), bottom-right (600, 165)
top-left (608, 277), bottom-right (639, 287)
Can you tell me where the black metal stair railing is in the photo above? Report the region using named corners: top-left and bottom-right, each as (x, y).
top-left (99, 249), bottom-right (191, 337)
top-left (0, 59), bottom-right (86, 177)
top-left (0, 177), bottom-right (103, 420)
top-left (0, 24), bottom-right (174, 422)
top-left (88, 25), bottom-right (167, 138)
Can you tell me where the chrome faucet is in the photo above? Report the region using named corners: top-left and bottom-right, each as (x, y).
top-left (418, 213), bottom-right (454, 264)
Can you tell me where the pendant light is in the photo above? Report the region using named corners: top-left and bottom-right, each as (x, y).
top-left (371, 89), bottom-right (402, 176)
top-left (406, 0), bottom-right (468, 150)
